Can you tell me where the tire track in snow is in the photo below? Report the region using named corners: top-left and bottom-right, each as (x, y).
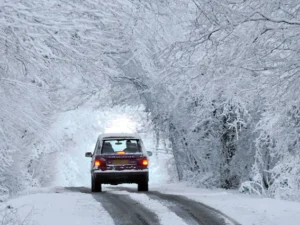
top-left (66, 187), bottom-right (160, 225)
top-left (66, 186), bottom-right (240, 225)
top-left (112, 190), bottom-right (188, 225)
top-left (149, 191), bottom-right (239, 225)
top-left (113, 186), bottom-right (241, 225)
top-left (93, 192), bottom-right (160, 225)
top-left (134, 193), bottom-right (199, 225)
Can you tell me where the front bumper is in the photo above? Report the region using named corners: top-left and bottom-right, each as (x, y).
top-left (92, 170), bottom-right (148, 185)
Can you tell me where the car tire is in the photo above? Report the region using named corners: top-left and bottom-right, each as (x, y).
top-left (138, 181), bottom-right (148, 192)
top-left (91, 177), bottom-right (102, 192)
top-left (95, 181), bottom-right (102, 192)
top-left (91, 177), bottom-right (96, 192)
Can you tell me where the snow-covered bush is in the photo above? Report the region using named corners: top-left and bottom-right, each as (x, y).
top-left (245, 103), bottom-right (300, 200)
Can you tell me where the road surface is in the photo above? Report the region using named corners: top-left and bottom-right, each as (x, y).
top-left (66, 186), bottom-right (240, 225)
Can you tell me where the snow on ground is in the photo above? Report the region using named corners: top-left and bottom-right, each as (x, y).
top-left (0, 188), bottom-right (114, 225)
top-left (1, 183), bottom-right (300, 225)
top-left (151, 183), bottom-right (300, 225)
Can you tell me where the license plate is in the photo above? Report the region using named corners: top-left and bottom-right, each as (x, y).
top-left (112, 159), bottom-right (129, 165)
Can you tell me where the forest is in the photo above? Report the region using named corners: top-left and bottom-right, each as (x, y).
top-left (1, 0), bottom-right (300, 201)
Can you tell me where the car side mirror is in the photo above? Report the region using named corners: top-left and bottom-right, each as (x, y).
top-left (147, 151), bottom-right (153, 157)
top-left (85, 152), bottom-right (93, 157)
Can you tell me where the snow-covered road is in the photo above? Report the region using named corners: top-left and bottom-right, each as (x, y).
top-left (67, 186), bottom-right (238, 225)
top-left (2, 184), bottom-right (300, 225)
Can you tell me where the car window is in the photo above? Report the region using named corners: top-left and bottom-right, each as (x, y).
top-left (101, 139), bottom-right (141, 154)
top-left (93, 140), bottom-right (100, 155)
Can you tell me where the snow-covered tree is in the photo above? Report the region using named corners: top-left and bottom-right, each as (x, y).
top-left (1, 0), bottom-right (300, 201)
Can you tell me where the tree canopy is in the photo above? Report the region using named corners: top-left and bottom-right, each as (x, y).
top-left (1, 0), bottom-right (300, 201)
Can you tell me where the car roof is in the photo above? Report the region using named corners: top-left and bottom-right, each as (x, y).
top-left (98, 133), bottom-right (141, 141)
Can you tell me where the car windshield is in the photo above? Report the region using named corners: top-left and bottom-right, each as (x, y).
top-left (101, 139), bottom-right (141, 154)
